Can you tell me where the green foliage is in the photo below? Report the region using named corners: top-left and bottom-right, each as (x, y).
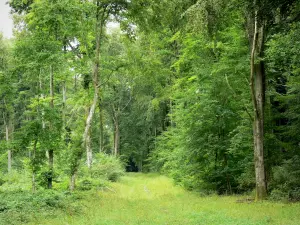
top-left (0, 170), bottom-right (31, 191)
top-left (79, 153), bottom-right (125, 183)
top-left (92, 153), bottom-right (125, 181)
top-left (149, 10), bottom-right (252, 194)
top-left (269, 156), bottom-right (300, 201)
top-left (0, 189), bottom-right (81, 225)
top-left (265, 21), bottom-right (300, 200)
top-left (1, 0), bottom-right (300, 211)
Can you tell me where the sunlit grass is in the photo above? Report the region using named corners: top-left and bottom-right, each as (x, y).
top-left (30, 173), bottom-right (300, 225)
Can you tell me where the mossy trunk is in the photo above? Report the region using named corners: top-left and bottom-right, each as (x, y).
top-left (249, 7), bottom-right (267, 200)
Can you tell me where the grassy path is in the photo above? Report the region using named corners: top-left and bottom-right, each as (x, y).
top-left (34, 173), bottom-right (300, 225)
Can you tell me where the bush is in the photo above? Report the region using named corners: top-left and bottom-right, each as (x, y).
top-left (269, 189), bottom-right (289, 202)
top-left (270, 156), bottom-right (300, 201)
top-left (0, 177), bottom-right (5, 186)
top-left (77, 178), bottom-right (109, 191)
top-left (78, 179), bottom-right (93, 191)
top-left (0, 189), bottom-right (81, 225)
top-left (90, 153), bottom-right (125, 182)
top-left (75, 153), bottom-right (124, 191)
top-left (289, 188), bottom-right (300, 201)
top-left (0, 170), bottom-right (31, 192)
top-left (36, 169), bottom-right (59, 188)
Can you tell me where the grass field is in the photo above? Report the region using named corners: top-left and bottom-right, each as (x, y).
top-left (29, 173), bottom-right (300, 225)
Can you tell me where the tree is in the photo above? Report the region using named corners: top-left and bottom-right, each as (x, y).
top-left (0, 33), bottom-right (15, 173)
top-left (244, 0), bottom-right (300, 200)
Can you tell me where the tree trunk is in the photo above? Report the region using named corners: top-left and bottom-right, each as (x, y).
top-left (62, 80), bottom-right (67, 126)
top-left (169, 99), bottom-right (173, 126)
top-left (85, 106), bottom-right (93, 168)
top-left (82, 3), bottom-right (103, 167)
top-left (70, 0), bottom-right (105, 189)
top-left (74, 74), bottom-right (77, 91)
top-left (69, 151), bottom-right (82, 191)
top-left (48, 65), bottom-right (54, 189)
top-left (32, 172), bottom-right (36, 193)
top-left (99, 102), bottom-right (104, 152)
top-left (32, 139), bottom-right (37, 193)
top-left (114, 117), bottom-right (120, 156)
top-left (50, 65), bottom-right (54, 108)
top-left (48, 149), bottom-right (53, 189)
top-left (250, 11), bottom-right (267, 200)
top-left (3, 108), bottom-right (12, 173)
top-left (6, 123), bottom-right (11, 173)
top-left (70, 172), bottom-right (76, 191)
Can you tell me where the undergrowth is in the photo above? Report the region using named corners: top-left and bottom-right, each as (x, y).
top-left (0, 189), bottom-right (82, 225)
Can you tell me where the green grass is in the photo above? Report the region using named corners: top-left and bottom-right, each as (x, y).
top-left (27, 173), bottom-right (300, 225)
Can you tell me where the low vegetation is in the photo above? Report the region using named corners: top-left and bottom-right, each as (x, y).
top-left (18, 174), bottom-right (300, 225)
top-left (0, 153), bottom-right (124, 224)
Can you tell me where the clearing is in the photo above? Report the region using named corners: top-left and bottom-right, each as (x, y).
top-left (31, 173), bottom-right (300, 225)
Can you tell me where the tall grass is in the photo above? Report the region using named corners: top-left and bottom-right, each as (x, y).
top-left (30, 173), bottom-right (300, 225)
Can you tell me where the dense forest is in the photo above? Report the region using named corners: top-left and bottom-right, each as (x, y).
top-left (1, 0), bottom-right (300, 215)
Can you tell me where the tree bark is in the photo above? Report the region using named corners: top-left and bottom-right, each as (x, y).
top-left (250, 10), bottom-right (267, 200)
top-left (84, 98), bottom-right (96, 168)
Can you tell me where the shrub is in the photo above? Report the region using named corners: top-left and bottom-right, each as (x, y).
top-left (269, 189), bottom-right (289, 202)
top-left (0, 189), bottom-right (81, 225)
top-left (0, 170), bottom-right (31, 192)
top-left (270, 156), bottom-right (300, 201)
top-left (75, 153), bottom-right (124, 191)
top-left (90, 153), bottom-right (125, 182)
top-left (0, 177), bottom-right (5, 186)
top-left (78, 179), bottom-right (93, 191)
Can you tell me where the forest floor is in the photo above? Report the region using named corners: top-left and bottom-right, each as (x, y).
top-left (29, 173), bottom-right (300, 225)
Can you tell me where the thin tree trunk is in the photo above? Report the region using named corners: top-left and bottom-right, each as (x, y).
top-left (99, 102), bottom-right (104, 152)
top-left (114, 123), bottom-right (119, 156)
top-left (113, 113), bottom-right (120, 156)
top-left (70, 172), bottom-right (76, 191)
top-left (169, 99), bottom-right (173, 126)
top-left (50, 65), bottom-right (54, 108)
top-left (154, 127), bottom-right (157, 149)
top-left (69, 150), bottom-right (83, 191)
top-left (85, 106), bottom-right (92, 169)
top-left (3, 111), bottom-right (12, 173)
top-left (6, 123), bottom-right (11, 173)
top-left (83, 6), bottom-right (103, 167)
top-left (32, 139), bottom-right (37, 193)
top-left (40, 74), bottom-right (46, 129)
top-left (32, 172), bottom-right (36, 193)
top-left (250, 10), bottom-right (267, 200)
top-left (48, 150), bottom-right (53, 189)
top-left (70, 0), bottom-right (106, 189)
top-left (48, 65), bottom-right (54, 189)
top-left (74, 74), bottom-right (77, 91)
top-left (62, 80), bottom-right (67, 126)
